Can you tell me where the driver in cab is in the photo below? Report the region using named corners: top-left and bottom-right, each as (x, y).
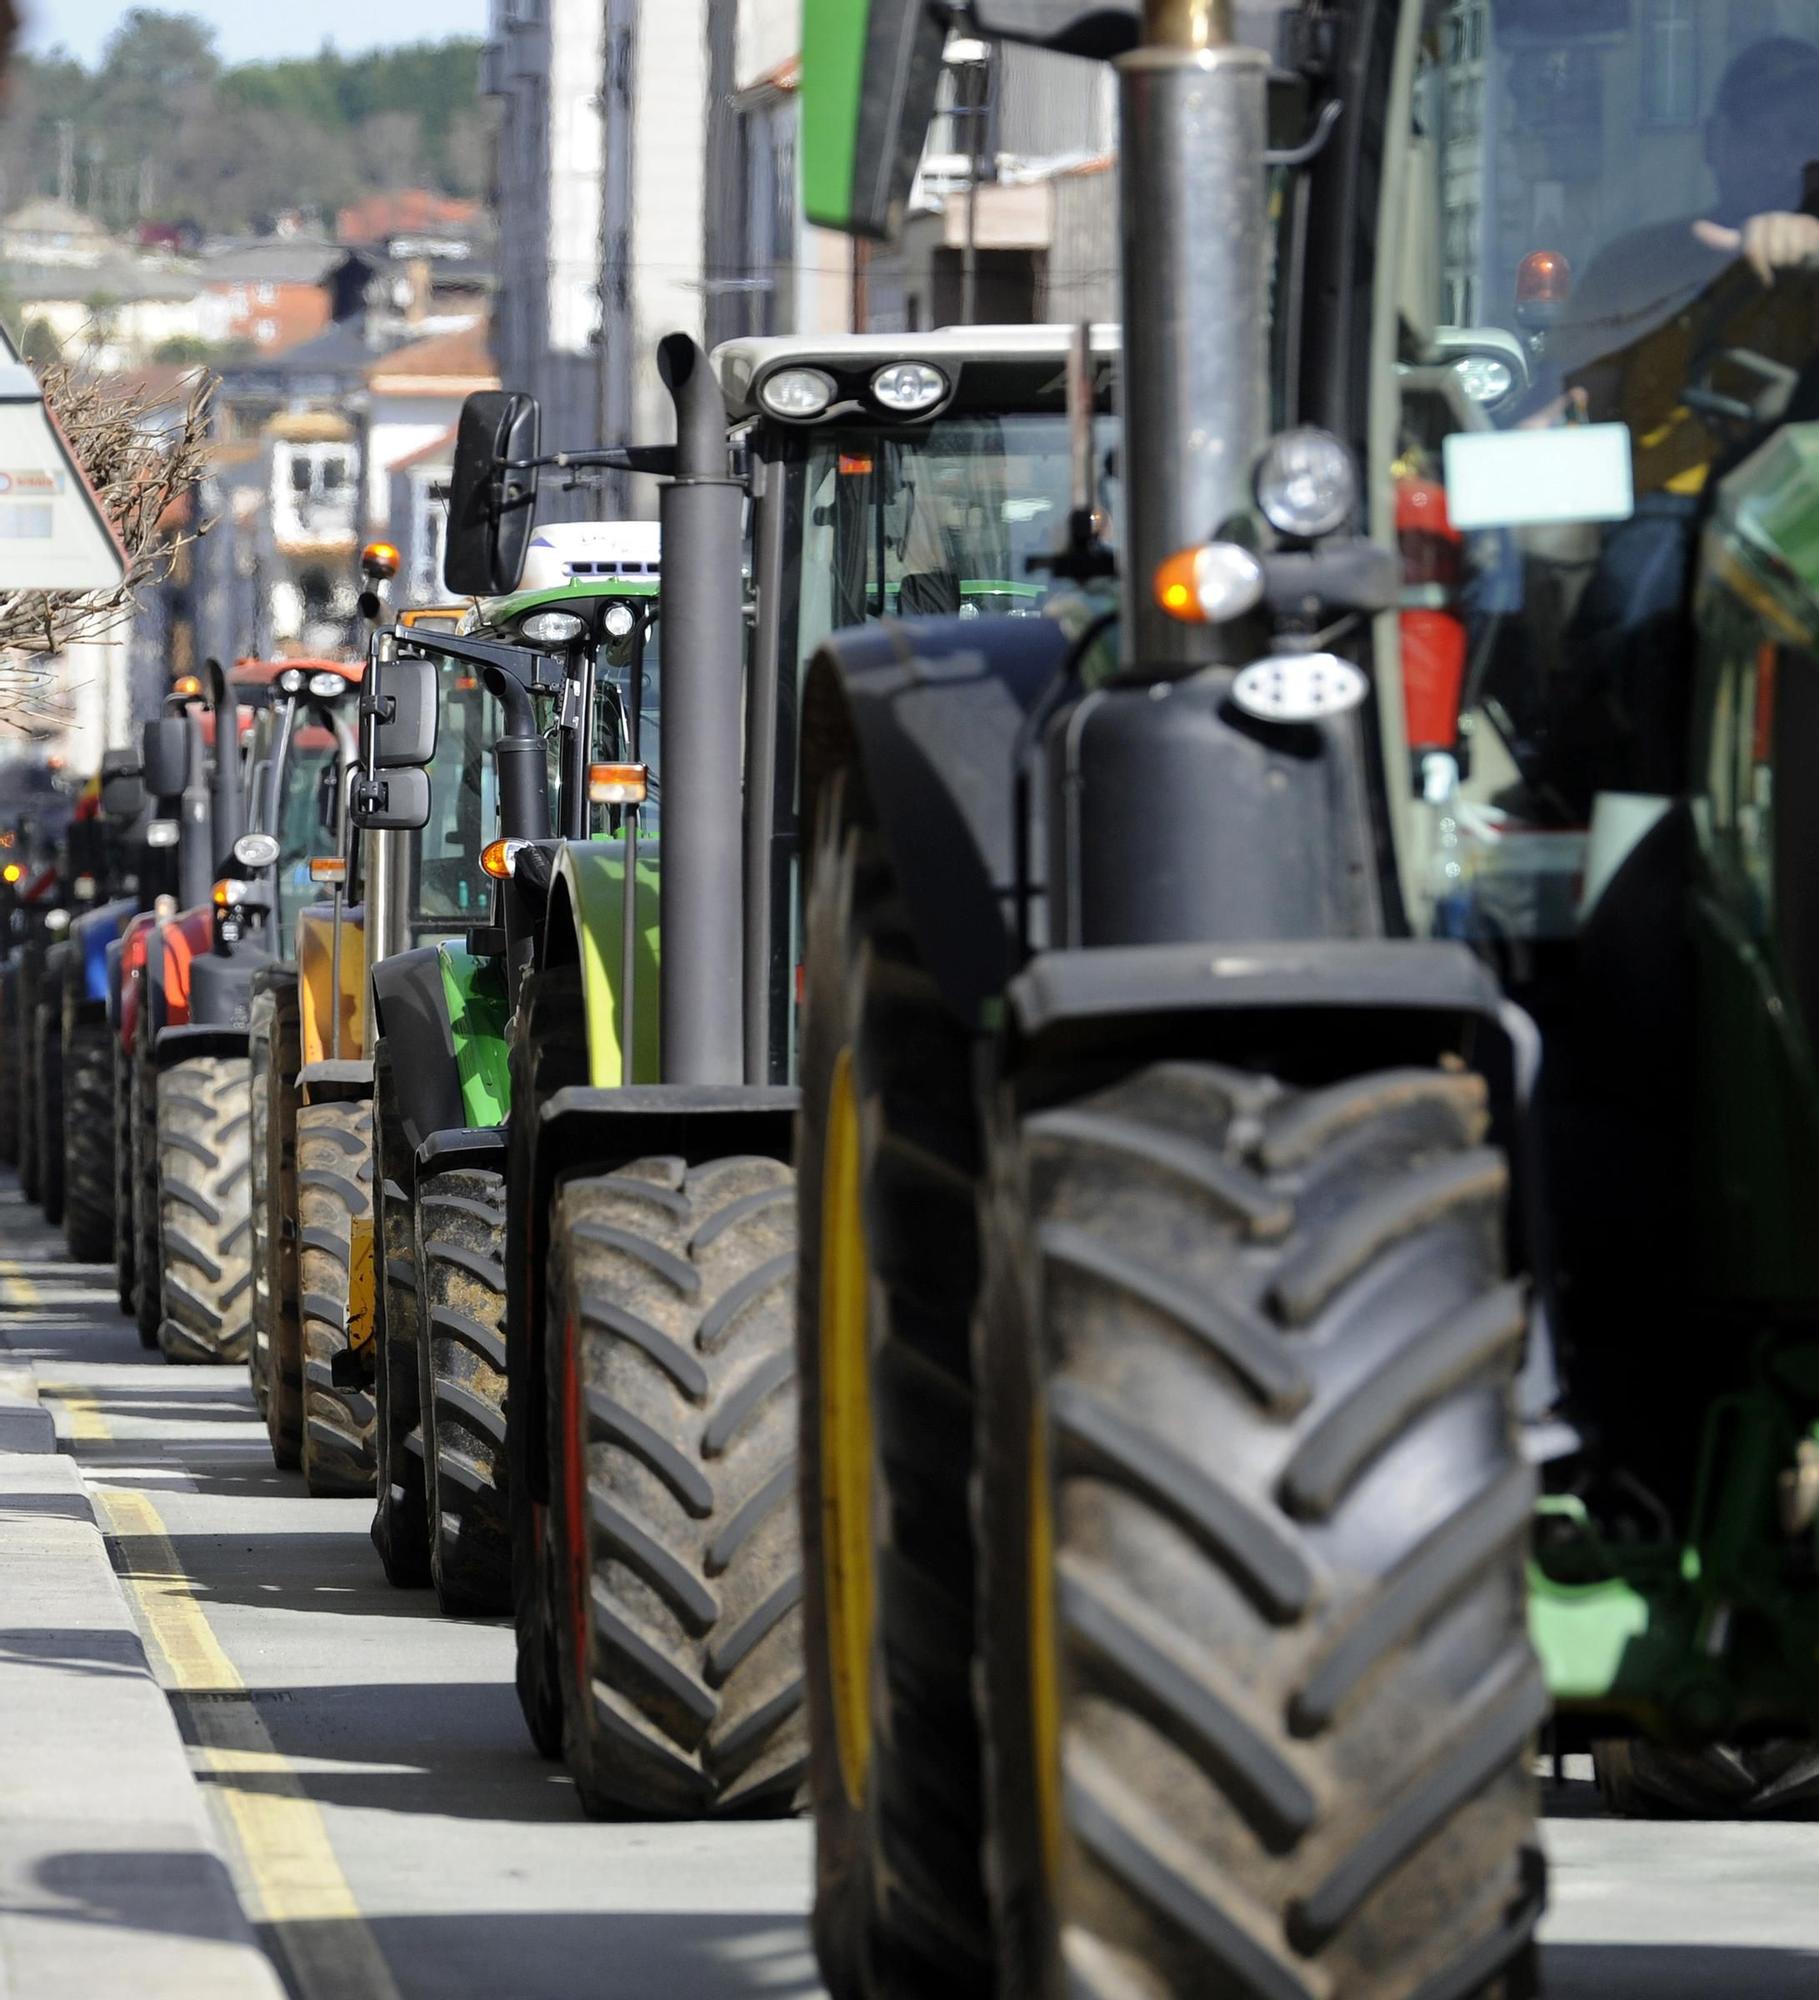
top-left (1553, 36), bottom-right (1819, 495)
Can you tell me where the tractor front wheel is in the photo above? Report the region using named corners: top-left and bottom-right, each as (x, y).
top-left (112, 1032), bottom-right (135, 1314)
top-left (297, 1098), bottom-right (376, 1495)
top-left (975, 1060), bottom-right (1544, 2000)
top-left (1593, 1739), bottom-right (1819, 1817)
top-left (63, 1020), bottom-right (115, 1262)
top-left (371, 1041), bottom-right (430, 1583)
top-left (548, 1156), bottom-right (805, 1819)
top-left (132, 1052), bottom-right (161, 1348)
top-left (251, 986), bottom-right (303, 1467)
top-left (418, 1167), bottom-right (512, 1616)
top-left (156, 1056), bottom-right (253, 1364)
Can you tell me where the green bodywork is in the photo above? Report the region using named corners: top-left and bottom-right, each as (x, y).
top-left (801, 0), bottom-right (946, 239)
top-left (554, 841), bottom-right (662, 1088)
top-left (483, 577), bottom-right (661, 627)
top-left (437, 944), bottom-right (511, 1127)
top-left (1530, 422), bottom-right (1819, 1737)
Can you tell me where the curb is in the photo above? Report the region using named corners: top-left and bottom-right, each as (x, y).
top-left (0, 1357), bottom-right (55, 1452)
top-left (0, 1450), bottom-right (289, 2000)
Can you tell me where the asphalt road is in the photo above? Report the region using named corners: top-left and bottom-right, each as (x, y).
top-left (5, 1176), bottom-right (1819, 2000)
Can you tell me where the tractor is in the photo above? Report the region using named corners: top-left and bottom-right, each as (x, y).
top-left (375, 323), bottom-right (1118, 1816)
top-left (788, 0), bottom-right (1819, 1993)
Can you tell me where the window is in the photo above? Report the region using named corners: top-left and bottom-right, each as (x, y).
top-left (1642, 0), bottom-right (1700, 125)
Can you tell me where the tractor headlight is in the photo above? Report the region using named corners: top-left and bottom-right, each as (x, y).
top-left (603, 603), bottom-right (637, 640)
top-left (308, 670), bottom-right (348, 698)
top-left (871, 362), bottom-right (948, 417)
top-left (277, 668), bottom-right (307, 695)
top-left (145, 820), bottom-right (180, 849)
top-left (521, 610), bottom-right (587, 648)
top-left (233, 832), bottom-right (281, 871)
top-left (759, 367), bottom-right (836, 421)
top-left (1256, 428), bottom-right (1357, 540)
top-left (1454, 355), bottom-right (1515, 406)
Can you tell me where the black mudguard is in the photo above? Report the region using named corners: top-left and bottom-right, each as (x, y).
top-left (513, 1083), bottom-right (799, 1504)
top-left (369, 946), bottom-right (464, 1159)
top-left (801, 615), bottom-right (1070, 1032)
top-left (188, 948), bottom-right (266, 1030)
top-left (154, 1022), bottom-right (251, 1070)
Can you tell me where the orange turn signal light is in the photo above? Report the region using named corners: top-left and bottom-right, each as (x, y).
top-left (1153, 541), bottom-right (1266, 627)
top-left (588, 762), bottom-right (648, 807)
top-left (362, 540), bottom-right (402, 581)
top-left (480, 837), bottom-right (528, 880)
top-left (170, 674), bottom-right (203, 699)
top-left (211, 878), bottom-right (248, 909)
top-left (2, 863), bottom-right (20, 884)
top-left (308, 856), bottom-right (347, 885)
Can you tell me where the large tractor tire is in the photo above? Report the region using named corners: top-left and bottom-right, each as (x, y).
top-left (18, 971), bottom-right (42, 1207)
top-left (796, 782), bottom-right (994, 2000)
top-left (113, 1033), bottom-right (135, 1314)
top-left (547, 1155), bottom-right (806, 1819)
top-left (418, 1166), bottom-right (512, 1616)
top-left (63, 1019), bottom-right (115, 1263)
top-left (156, 1056), bottom-right (253, 1364)
top-left (974, 1060), bottom-right (1545, 2000)
top-left (371, 1039), bottom-right (430, 1584)
top-left (506, 966), bottom-right (583, 1758)
top-left (1593, 1739), bottom-right (1819, 1817)
top-left (250, 984), bottom-right (303, 1468)
top-left (297, 1097), bottom-right (376, 1496)
top-left (131, 1052), bottom-right (161, 1347)
top-left (0, 963), bottom-right (20, 1165)
top-left (36, 991), bottom-right (63, 1226)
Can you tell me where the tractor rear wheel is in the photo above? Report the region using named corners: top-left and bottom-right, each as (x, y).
top-left (0, 962), bottom-right (19, 1166)
top-left (132, 1051), bottom-right (161, 1347)
top-left (63, 1020), bottom-right (115, 1262)
top-left (31, 991), bottom-right (58, 1219)
top-left (548, 1156), bottom-right (806, 1818)
top-left (797, 782), bottom-right (993, 2000)
top-left (1593, 1739), bottom-right (1819, 1817)
top-left (113, 1033), bottom-right (135, 1313)
top-left (418, 1167), bottom-right (512, 1616)
top-left (974, 1060), bottom-right (1544, 2000)
top-left (371, 1039), bottom-right (430, 1583)
top-left (297, 1098), bottom-right (376, 1496)
top-left (251, 985), bottom-right (303, 1467)
top-left (156, 1056), bottom-right (253, 1364)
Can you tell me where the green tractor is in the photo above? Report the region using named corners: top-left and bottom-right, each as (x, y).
top-left (353, 525), bottom-right (661, 1610)
top-left (355, 324), bottom-right (1107, 1816)
top-left (783, 0), bottom-right (1819, 1993)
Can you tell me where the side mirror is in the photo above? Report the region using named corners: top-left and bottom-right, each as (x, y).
top-left (100, 749), bottom-right (145, 822)
top-left (140, 717), bottom-right (191, 801)
top-left (368, 655), bottom-right (439, 769)
top-left (445, 389), bottom-right (541, 598)
top-left (351, 766), bottom-right (431, 833)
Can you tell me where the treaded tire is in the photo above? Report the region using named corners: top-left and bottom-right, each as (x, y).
top-left (37, 992), bottom-right (63, 1225)
top-left (507, 965), bottom-right (581, 1758)
top-left (796, 775), bottom-right (993, 2000)
top-left (549, 1156), bottom-right (806, 1817)
top-left (371, 1038), bottom-right (430, 1584)
top-left (0, 962), bottom-right (19, 1165)
top-left (975, 1060), bottom-right (1545, 2000)
top-left (156, 1056), bottom-right (253, 1364)
top-left (113, 1030), bottom-right (136, 1313)
top-left (297, 1097), bottom-right (376, 1496)
top-left (132, 1049), bottom-right (161, 1347)
top-left (419, 1167), bottom-right (512, 1616)
top-left (64, 1021), bottom-right (115, 1262)
top-left (251, 984), bottom-right (303, 1467)
top-left (17, 954), bottom-right (40, 1204)
top-left (1593, 1739), bottom-right (1819, 1818)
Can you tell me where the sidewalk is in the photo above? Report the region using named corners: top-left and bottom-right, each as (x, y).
top-left (0, 1192), bottom-right (286, 2000)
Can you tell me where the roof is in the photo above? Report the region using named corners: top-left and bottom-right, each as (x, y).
top-left (201, 237), bottom-right (343, 285)
top-left (712, 323), bottom-right (1121, 420)
top-left (365, 321), bottom-right (497, 396)
top-left (225, 318), bottom-right (377, 381)
top-left (337, 190), bottom-right (482, 245)
top-left (8, 258), bottom-right (203, 304)
top-left (3, 198), bottom-right (109, 242)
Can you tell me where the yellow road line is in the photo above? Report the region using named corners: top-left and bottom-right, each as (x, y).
top-left (0, 1257), bottom-right (40, 1309)
top-left (38, 1387), bottom-right (402, 2000)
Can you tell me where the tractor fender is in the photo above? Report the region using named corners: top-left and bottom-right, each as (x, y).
top-left (298, 1059), bottom-right (375, 1107)
top-left (116, 913), bottom-right (157, 1045)
top-left (800, 615), bottom-right (1070, 1030)
top-left (188, 948), bottom-right (266, 1030)
top-left (148, 907), bottom-right (213, 1036)
top-left (153, 1022), bottom-right (251, 1070)
top-left (72, 897), bottom-right (135, 1006)
top-left (369, 947), bottom-right (465, 1159)
top-left (540, 841), bottom-right (661, 1087)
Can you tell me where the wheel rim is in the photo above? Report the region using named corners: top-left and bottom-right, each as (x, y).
top-left (820, 1047), bottom-right (876, 1808)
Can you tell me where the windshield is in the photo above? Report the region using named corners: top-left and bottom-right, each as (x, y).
top-left (779, 413), bottom-right (1118, 678)
top-left (1387, 0), bottom-right (1819, 938)
top-left (273, 722), bottom-right (339, 954)
top-left (416, 661), bottom-right (499, 926)
top-left (592, 611), bottom-right (661, 840)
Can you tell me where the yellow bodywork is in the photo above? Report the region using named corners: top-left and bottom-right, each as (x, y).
top-left (297, 902), bottom-right (369, 1067)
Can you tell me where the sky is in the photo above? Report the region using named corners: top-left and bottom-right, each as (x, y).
top-left (20, 0), bottom-right (491, 67)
